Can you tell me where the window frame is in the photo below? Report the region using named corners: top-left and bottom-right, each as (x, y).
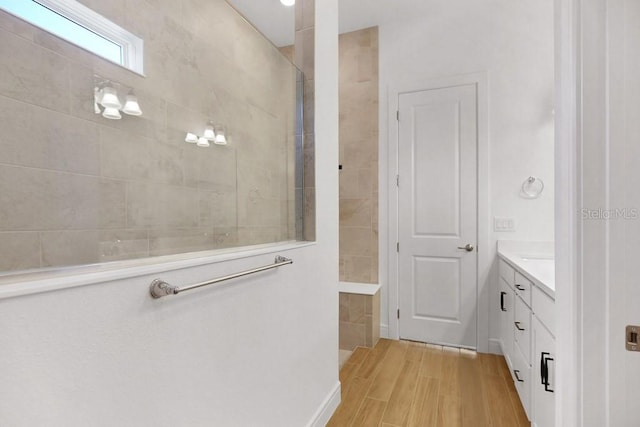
top-left (1, 0), bottom-right (144, 75)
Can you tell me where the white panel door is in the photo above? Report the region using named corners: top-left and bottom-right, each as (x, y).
top-left (397, 84), bottom-right (478, 348)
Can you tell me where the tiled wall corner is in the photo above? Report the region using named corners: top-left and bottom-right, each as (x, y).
top-left (338, 290), bottom-right (381, 350)
top-left (338, 27), bottom-right (379, 283)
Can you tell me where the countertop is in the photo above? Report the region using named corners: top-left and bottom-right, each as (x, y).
top-left (497, 241), bottom-right (555, 299)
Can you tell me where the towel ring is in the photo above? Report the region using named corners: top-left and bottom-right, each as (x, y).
top-left (521, 176), bottom-right (544, 199)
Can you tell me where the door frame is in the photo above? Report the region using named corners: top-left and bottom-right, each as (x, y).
top-left (385, 73), bottom-right (489, 352)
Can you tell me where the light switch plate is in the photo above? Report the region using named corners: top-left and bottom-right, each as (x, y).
top-left (494, 217), bottom-right (516, 232)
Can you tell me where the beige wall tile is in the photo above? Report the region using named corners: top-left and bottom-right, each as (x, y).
top-left (98, 229), bottom-right (149, 262)
top-left (126, 183), bottom-right (199, 228)
top-left (0, 95), bottom-right (100, 175)
top-left (0, 166), bottom-right (126, 231)
top-left (149, 228), bottom-right (216, 256)
top-left (342, 255), bottom-right (373, 283)
top-left (339, 321), bottom-right (366, 351)
top-left (41, 230), bottom-right (102, 267)
top-left (340, 227), bottom-right (372, 257)
top-left (340, 199), bottom-right (372, 227)
top-left (348, 294), bottom-right (366, 323)
top-left (339, 293), bottom-right (350, 322)
top-left (0, 28), bottom-right (69, 114)
top-left (0, 232), bottom-right (41, 271)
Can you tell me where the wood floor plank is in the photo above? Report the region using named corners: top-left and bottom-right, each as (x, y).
top-left (459, 353), bottom-right (491, 426)
top-left (367, 340), bottom-right (409, 401)
top-left (340, 361), bottom-right (362, 396)
top-left (479, 352), bottom-right (503, 377)
top-left (352, 398), bottom-right (388, 427)
top-left (326, 376), bottom-right (373, 427)
top-left (438, 347), bottom-right (461, 398)
top-left (381, 359), bottom-right (420, 425)
top-left (349, 346), bottom-right (371, 365)
top-left (419, 345), bottom-right (444, 378)
top-left (405, 341), bottom-right (425, 362)
top-left (484, 374), bottom-right (521, 427)
top-left (436, 392), bottom-right (462, 427)
top-left (503, 375), bottom-right (530, 426)
top-left (405, 377), bottom-right (439, 427)
top-left (328, 341), bottom-right (528, 427)
top-left (357, 338), bottom-right (392, 379)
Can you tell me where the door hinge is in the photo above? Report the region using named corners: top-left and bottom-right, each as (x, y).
top-left (396, 110), bottom-right (399, 121)
top-left (396, 242), bottom-right (399, 252)
top-left (396, 175), bottom-right (399, 186)
top-left (397, 309), bottom-right (400, 319)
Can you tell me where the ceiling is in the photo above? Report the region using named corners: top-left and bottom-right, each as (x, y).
top-left (227, 0), bottom-right (444, 47)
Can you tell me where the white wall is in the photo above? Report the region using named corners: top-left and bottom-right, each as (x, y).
top-left (0, 2), bottom-right (340, 426)
top-left (378, 0), bottom-right (555, 345)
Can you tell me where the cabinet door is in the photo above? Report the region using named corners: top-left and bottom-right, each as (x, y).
top-left (533, 316), bottom-right (555, 427)
top-left (514, 294), bottom-right (532, 364)
top-left (499, 277), bottom-right (514, 369)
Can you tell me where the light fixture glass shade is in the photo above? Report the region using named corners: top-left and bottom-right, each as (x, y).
top-left (100, 86), bottom-right (121, 109)
top-left (122, 94), bottom-right (142, 116)
top-left (185, 132), bottom-right (198, 143)
top-left (214, 128), bottom-right (227, 145)
top-left (197, 137), bottom-right (210, 147)
top-left (281, 0), bottom-right (295, 6)
top-left (203, 125), bottom-right (215, 141)
top-left (102, 107), bottom-right (122, 120)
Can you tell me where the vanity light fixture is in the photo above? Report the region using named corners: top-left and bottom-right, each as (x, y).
top-left (100, 86), bottom-right (121, 109)
top-left (213, 126), bottom-right (227, 145)
top-left (185, 133), bottom-right (198, 143)
top-left (122, 93), bottom-right (142, 116)
top-left (93, 77), bottom-right (143, 120)
top-left (280, 0), bottom-right (295, 6)
top-left (185, 123), bottom-right (228, 147)
top-left (203, 125), bottom-right (215, 141)
top-left (102, 107), bottom-right (122, 120)
top-left (197, 137), bottom-right (210, 147)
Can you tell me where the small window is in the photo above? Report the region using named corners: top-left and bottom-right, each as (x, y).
top-left (0, 0), bottom-right (144, 74)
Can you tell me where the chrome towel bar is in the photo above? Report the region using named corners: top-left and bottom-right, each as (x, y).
top-left (149, 255), bottom-right (293, 299)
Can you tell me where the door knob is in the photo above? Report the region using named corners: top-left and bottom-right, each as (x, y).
top-left (457, 244), bottom-right (474, 252)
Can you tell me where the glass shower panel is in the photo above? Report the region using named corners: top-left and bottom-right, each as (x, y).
top-left (0, 0), bottom-right (306, 273)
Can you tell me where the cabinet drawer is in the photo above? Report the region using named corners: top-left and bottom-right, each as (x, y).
top-left (512, 345), bottom-right (532, 420)
top-left (533, 285), bottom-right (555, 337)
top-left (514, 271), bottom-right (532, 307)
top-left (499, 259), bottom-right (515, 289)
top-left (514, 295), bottom-right (531, 364)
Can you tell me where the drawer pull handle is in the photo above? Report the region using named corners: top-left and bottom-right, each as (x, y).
top-left (515, 284), bottom-right (526, 291)
top-left (541, 352), bottom-right (554, 393)
top-left (514, 321), bottom-right (525, 331)
top-left (500, 291), bottom-right (507, 312)
top-left (514, 369), bottom-right (524, 382)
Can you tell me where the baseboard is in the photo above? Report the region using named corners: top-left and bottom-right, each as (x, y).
top-left (380, 323), bottom-right (389, 339)
top-left (306, 381), bottom-right (341, 427)
top-left (488, 338), bottom-right (503, 355)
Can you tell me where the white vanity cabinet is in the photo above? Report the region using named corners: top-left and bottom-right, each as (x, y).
top-left (532, 287), bottom-right (556, 427)
top-left (497, 255), bottom-right (555, 426)
top-left (498, 259), bottom-right (515, 368)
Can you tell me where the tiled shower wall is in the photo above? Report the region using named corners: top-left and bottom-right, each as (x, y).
top-left (338, 27), bottom-right (379, 284)
top-left (0, 0), bottom-right (298, 272)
